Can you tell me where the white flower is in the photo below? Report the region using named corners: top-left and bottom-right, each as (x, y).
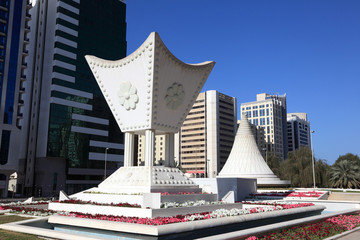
top-left (161, 200), bottom-right (225, 209)
top-left (118, 81), bottom-right (139, 111)
top-left (165, 83), bottom-right (185, 110)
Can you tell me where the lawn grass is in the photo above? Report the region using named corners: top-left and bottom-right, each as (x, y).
top-left (0, 229), bottom-right (42, 240)
top-left (0, 215), bottom-right (33, 224)
top-left (0, 215), bottom-right (42, 240)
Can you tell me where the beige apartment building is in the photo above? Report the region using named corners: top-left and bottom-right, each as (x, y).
top-left (241, 93), bottom-right (287, 160)
top-left (137, 135), bottom-right (167, 166)
top-left (177, 90), bottom-right (237, 178)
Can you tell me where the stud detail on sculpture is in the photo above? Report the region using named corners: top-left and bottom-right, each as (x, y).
top-left (165, 82), bottom-right (185, 110)
top-left (118, 81), bottom-right (139, 110)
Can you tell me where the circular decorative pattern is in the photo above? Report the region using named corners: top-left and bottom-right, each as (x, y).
top-left (165, 82), bottom-right (185, 110)
top-left (118, 81), bottom-right (139, 111)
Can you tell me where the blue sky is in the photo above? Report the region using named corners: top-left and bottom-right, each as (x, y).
top-left (125, 0), bottom-right (360, 165)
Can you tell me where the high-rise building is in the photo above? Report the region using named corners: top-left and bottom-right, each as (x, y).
top-left (0, 0), bottom-right (31, 198)
top-left (287, 113), bottom-right (311, 152)
top-left (177, 90), bottom-right (237, 178)
top-left (241, 93), bottom-right (287, 159)
top-left (21, 0), bottom-right (127, 196)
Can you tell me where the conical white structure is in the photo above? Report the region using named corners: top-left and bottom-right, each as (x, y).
top-left (218, 113), bottom-right (290, 186)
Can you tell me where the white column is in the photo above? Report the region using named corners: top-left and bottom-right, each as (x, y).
top-left (174, 132), bottom-right (180, 166)
top-left (124, 132), bottom-right (134, 167)
top-left (165, 133), bottom-right (175, 167)
top-left (145, 130), bottom-right (155, 166)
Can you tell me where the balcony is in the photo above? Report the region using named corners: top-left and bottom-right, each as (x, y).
top-left (22, 49), bottom-right (29, 55)
top-left (18, 99), bottom-right (24, 105)
top-left (23, 38), bottom-right (29, 44)
top-left (25, 13), bottom-right (31, 21)
top-left (19, 87), bottom-right (25, 93)
top-left (20, 75), bottom-right (26, 81)
top-left (17, 113), bottom-right (23, 118)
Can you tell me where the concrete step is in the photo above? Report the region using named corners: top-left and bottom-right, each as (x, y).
top-left (328, 192), bottom-right (360, 201)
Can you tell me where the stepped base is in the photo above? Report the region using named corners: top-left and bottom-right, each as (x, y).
top-left (94, 166), bottom-right (201, 194)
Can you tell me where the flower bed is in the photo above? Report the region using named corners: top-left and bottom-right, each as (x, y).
top-left (251, 191), bottom-right (323, 198)
top-left (0, 201), bottom-right (53, 216)
top-left (57, 202), bottom-right (317, 226)
top-left (242, 200), bottom-right (314, 209)
top-left (83, 191), bottom-right (143, 195)
top-left (245, 214), bottom-right (360, 240)
top-left (160, 192), bottom-right (207, 195)
top-left (59, 206), bottom-right (280, 226)
top-left (0, 201), bottom-right (49, 207)
top-left (161, 200), bottom-right (225, 208)
top-left (59, 199), bottom-right (141, 208)
top-left (0, 206), bottom-right (55, 216)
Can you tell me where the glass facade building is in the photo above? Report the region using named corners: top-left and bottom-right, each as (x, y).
top-left (24, 0), bottom-right (126, 196)
top-left (0, 0), bottom-right (31, 198)
top-left (287, 113), bottom-right (311, 152)
top-left (241, 93), bottom-right (288, 160)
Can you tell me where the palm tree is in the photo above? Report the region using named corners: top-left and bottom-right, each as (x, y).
top-left (329, 160), bottom-right (360, 189)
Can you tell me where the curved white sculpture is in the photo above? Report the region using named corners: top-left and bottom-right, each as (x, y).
top-left (218, 113), bottom-right (290, 186)
top-left (83, 32), bottom-right (215, 193)
top-left (85, 32), bottom-right (215, 134)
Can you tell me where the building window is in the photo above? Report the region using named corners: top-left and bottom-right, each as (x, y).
top-left (246, 111), bottom-right (251, 118)
top-left (0, 130), bottom-right (11, 165)
top-left (267, 117), bottom-right (270, 125)
top-left (253, 110), bottom-right (258, 117)
top-left (260, 118), bottom-right (265, 126)
top-left (260, 109), bottom-right (265, 116)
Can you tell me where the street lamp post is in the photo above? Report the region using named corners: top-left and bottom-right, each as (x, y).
top-left (104, 147), bottom-right (109, 180)
top-left (310, 130), bottom-right (316, 189)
